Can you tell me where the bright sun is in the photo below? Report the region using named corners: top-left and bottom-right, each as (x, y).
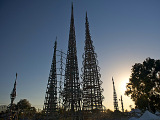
top-left (119, 77), bottom-right (129, 94)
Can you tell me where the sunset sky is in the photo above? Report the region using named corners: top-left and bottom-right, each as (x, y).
top-left (0, 0), bottom-right (160, 111)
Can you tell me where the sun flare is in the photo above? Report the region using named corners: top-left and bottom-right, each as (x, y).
top-left (119, 77), bottom-right (129, 94)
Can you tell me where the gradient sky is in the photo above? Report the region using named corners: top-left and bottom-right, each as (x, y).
top-left (0, 0), bottom-right (160, 111)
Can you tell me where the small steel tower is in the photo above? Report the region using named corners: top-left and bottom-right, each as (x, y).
top-left (10, 73), bottom-right (17, 109)
top-left (43, 40), bottom-right (58, 119)
top-left (9, 73), bottom-right (17, 119)
top-left (120, 95), bottom-right (124, 112)
top-left (63, 3), bottom-right (81, 119)
top-left (112, 77), bottom-right (119, 111)
top-left (81, 12), bottom-right (104, 112)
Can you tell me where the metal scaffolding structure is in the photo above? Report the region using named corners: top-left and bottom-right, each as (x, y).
top-left (43, 40), bottom-right (58, 120)
top-left (10, 73), bottom-right (17, 110)
top-left (81, 12), bottom-right (104, 115)
top-left (112, 77), bottom-right (119, 111)
top-left (120, 95), bottom-right (124, 112)
top-left (9, 73), bottom-right (18, 120)
top-left (56, 49), bottom-right (66, 110)
top-left (43, 4), bottom-right (105, 120)
top-left (63, 3), bottom-right (82, 120)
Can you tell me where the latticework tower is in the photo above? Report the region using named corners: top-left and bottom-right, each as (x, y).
top-left (63, 4), bottom-right (81, 119)
top-left (120, 95), bottom-right (124, 112)
top-left (9, 73), bottom-right (18, 120)
top-left (10, 73), bottom-right (17, 108)
top-left (43, 41), bottom-right (58, 119)
top-left (112, 77), bottom-right (119, 111)
top-left (81, 13), bottom-right (104, 113)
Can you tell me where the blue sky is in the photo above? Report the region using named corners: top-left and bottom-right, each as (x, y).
top-left (0, 0), bottom-right (160, 111)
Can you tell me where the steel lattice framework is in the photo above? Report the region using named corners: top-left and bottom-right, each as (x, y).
top-left (120, 95), bottom-right (124, 112)
top-left (43, 41), bottom-right (58, 119)
top-left (81, 13), bottom-right (104, 112)
top-left (9, 73), bottom-right (18, 120)
top-left (112, 77), bottom-right (119, 111)
top-left (63, 4), bottom-right (81, 119)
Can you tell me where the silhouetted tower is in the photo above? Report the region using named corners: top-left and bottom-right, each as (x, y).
top-left (9, 73), bottom-right (17, 119)
top-left (57, 49), bottom-right (66, 110)
top-left (81, 12), bottom-right (104, 112)
top-left (63, 3), bottom-right (81, 119)
top-left (10, 73), bottom-right (17, 108)
top-left (112, 77), bottom-right (119, 111)
top-left (43, 40), bottom-right (58, 119)
top-left (120, 95), bottom-right (124, 112)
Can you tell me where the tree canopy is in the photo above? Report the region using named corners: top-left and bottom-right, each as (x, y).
top-left (125, 58), bottom-right (160, 112)
top-left (17, 99), bottom-right (36, 119)
top-left (17, 99), bottom-right (31, 110)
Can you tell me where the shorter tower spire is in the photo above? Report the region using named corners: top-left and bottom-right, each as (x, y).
top-left (10, 73), bottom-right (17, 105)
top-left (86, 11), bottom-right (88, 21)
top-left (9, 73), bottom-right (17, 119)
top-left (120, 95), bottom-right (124, 112)
top-left (43, 38), bottom-right (58, 119)
top-left (112, 77), bottom-right (119, 111)
top-left (82, 12), bottom-right (104, 113)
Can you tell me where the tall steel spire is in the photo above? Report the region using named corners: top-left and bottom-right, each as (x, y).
top-left (63, 3), bottom-right (81, 119)
top-left (43, 40), bottom-right (58, 119)
top-left (112, 77), bottom-right (119, 111)
top-left (81, 12), bottom-right (104, 113)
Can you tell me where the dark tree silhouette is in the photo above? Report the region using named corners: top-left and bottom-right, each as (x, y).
top-left (17, 99), bottom-right (36, 119)
top-left (17, 99), bottom-right (31, 110)
top-left (125, 58), bottom-right (160, 112)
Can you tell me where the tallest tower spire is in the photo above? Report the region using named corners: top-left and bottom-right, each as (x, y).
top-left (70, 3), bottom-right (75, 28)
top-left (63, 3), bottom-right (81, 119)
top-left (71, 2), bottom-right (74, 18)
